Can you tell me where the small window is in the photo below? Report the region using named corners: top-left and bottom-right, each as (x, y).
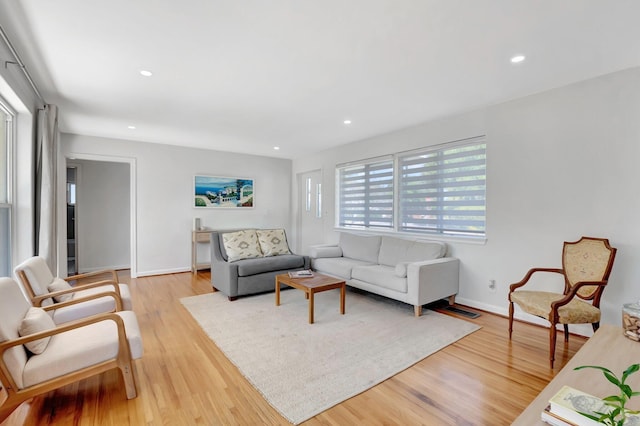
top-left (398, 138), bottom-right (486, 236)
top-left (336, 157), bottom-right (394, 229)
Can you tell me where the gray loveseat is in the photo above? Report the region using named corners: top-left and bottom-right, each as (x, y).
top-left (210, 229), bottom-right (310, 300)
top-left (310, 232), bottom-right (459, 316)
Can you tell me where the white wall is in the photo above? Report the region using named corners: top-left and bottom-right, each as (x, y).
top-left (60, 134), bottom-right (292, 277)
top-left (73, 159), bottom-right (130, 272)
top-left (292, 66), bottom-right (640, 334)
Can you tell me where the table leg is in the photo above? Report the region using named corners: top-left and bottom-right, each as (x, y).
top-left (340, 284), bottom-right (345, 315)
top-left (308, 290), bottom-right (314, 324)
top-left (275, 277), bottom-right (280, 306)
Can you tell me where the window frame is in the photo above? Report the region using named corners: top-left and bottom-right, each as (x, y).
top-left (0, 97), bottom-right (15, 276)
top-left (335, 136), bottom-right (487, 240)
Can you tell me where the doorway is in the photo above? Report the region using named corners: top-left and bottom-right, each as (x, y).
top-left (297, 169), bottom-right (324, 254)
top-left (63, 155), bottom-right (136, 277)
top-left (66, 165), bottom-right (78, 274)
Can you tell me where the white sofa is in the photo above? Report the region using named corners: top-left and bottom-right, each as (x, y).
top-left (310, 232), bottom-right (459, 316)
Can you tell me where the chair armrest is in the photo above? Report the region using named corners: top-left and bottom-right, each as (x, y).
top-left (65, 269), bottom-right (118, 284)
top-left (508, 268), bottom-right (564, 294)
top-left (32, 279), bottom-right (122, 307)
top-left (309, 245), bottom-right (342, 258)
top-left (406, 257), bottom-right (460, 305)
top-left (0, 311), bottom-right (127, 353)
top-left (40, 290), bottom-right (123, 312)
top-left (550, 280), bottom-right (608, 313)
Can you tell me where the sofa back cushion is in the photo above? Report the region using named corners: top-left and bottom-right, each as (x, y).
top-left (222, 230), bottom-right (264, 262)
top-left (378, 236), bottom-right (446, 267)
top-left (339, 233), bottom-right (381, 263)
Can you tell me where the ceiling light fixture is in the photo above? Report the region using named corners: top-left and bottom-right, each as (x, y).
top-left (128, 125), bottom-right (136, 129)
top-left (139, 70), bottom-right (153, 77)
top-left (273, 146), bottom-right (280, 150)
top-left (510, 55), bottom-right (526, 64)
top-left (343, 120), bottom-right (352, 125)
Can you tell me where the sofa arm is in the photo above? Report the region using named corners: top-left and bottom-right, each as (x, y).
top-left (406, 257), bottom-right (460, 306)
top-left (309, 245), bottom-right (343, 258)
top-left (210, 232), bottom-right (239, 297)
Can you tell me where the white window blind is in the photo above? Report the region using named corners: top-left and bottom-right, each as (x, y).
top-left (399, 138), bottom-right (486, 236)
top-left (337, 157), bottom-right (394, 229)
top-left (0, 102), bottom-right (12, 276)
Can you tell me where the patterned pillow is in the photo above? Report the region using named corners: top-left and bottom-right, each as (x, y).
top-left (222, 230), bottom-right (263, 262)
top-left (256, 229), bottom-right (291, 257)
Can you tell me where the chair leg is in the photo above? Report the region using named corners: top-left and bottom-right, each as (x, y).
top-left (118, 360), bottom-right (138, 399)
top-left (563, 324), bottom-right (569, 343)
top-left (549, 325), bottom-right (557, 369)
top-left (508, 301), bottom-right (514, 339)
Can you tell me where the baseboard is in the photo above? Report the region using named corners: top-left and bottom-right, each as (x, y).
top-left (455, 297), bottom-right (593, 337)
top-left (78, 264), bottom-right (131, 273)
top-left (136, 267), bottom-right (191, 277)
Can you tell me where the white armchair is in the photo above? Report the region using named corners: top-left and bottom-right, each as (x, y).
top-left (14, 256), bottom-right (133, 324)
top-left (0, 277), bottom-right (143, 422)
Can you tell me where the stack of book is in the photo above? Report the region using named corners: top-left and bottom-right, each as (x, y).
top-left (541, 385), bottom-right (640, 426)
top-left (288, 269), bottom-right (314, 278)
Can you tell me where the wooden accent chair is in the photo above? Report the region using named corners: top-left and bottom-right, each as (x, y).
top-left (14, 256), bottom-right (132, 324)
top-left (0, 277), bottom-right (143, 422)
top-left (508, 237), bottom-right (617, 368)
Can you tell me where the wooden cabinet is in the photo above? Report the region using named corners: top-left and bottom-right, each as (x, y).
top-left (191, 230), bottom-right (212, 274)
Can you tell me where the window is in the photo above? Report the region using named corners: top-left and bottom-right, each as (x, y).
top-left (399, 138), bottom-right (486, 236)
top-left (0, 101), bottom-right (13, 276)
top-left (336, 157), bottom-right (394, 229)
top-left (336, 137), bottom-right (486, 238)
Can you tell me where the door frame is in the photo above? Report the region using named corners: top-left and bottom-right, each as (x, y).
top-left (60, 153), bottom-right (137, 277)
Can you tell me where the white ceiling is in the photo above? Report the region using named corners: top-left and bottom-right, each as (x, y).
top-left (2, 0), bottom-right (640, 159)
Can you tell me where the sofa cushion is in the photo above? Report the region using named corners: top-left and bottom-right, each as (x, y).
top-left (256, 229), bottom-right (291, 257)
top-left (311, 257), bottom-right (374, 280)
top-left (19, 307), bottom-right (56, 355)
top-left (222, 230), bottom-right (263, 262)
top-left (352, 265), bottom-right (408, 293)
top-left (339, 233), bottom-right (381, 263)
top-left (378, 236), bottom-right (446, 267)
top-left (236, 255), bottom-right (305, 277)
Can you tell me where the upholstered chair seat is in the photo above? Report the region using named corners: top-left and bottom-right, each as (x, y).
top-left (509, 290), bottom-right (601, 324)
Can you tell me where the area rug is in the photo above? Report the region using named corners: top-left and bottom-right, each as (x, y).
top-left (180, 288), bottom-right (480, 425)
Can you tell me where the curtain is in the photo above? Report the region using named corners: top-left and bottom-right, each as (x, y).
top-left (35, 104), bottom-right (59, 272)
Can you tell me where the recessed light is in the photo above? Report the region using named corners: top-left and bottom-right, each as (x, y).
top-left (510, 55), bottom-right (526, 64)
top-left (343, 120), bottom-right (352, 125)
top-left (139, 70), bottom-right (153, 77)
top-left (127, 125), bottom-right (136, 130)
top-left (273, 146), bottom-right (280, 150)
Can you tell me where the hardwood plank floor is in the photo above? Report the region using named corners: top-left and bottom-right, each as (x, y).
top-left (1, 270), bottom-right (586, 425)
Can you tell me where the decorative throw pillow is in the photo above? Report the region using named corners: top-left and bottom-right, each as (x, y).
top-left (47, 278), bottom-right (74, 302)
top-left (256, 229), bottom-right (291, 257)
top-left (222, 230), bottom-right (263, 262)
top-left (19, 307), bottom-right (56, 355)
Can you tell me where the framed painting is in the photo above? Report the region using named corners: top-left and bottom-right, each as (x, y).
top-left (194, 175), bottom-right (254, 208)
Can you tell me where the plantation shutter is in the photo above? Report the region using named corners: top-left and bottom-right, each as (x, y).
top-left (337, 157), bottom-right (394, 229)
top-left (398, 138), bottom-right (486, 236)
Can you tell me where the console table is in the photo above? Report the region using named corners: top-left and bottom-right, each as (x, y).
top-left (191, 230), bottom-right (212, 274)
top-left (513, 324), bottom-right (640, 424)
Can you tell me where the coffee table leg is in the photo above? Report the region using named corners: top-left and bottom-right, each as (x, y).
top-left (340, 284), bottom-right (345, 315)
top-left (275, 277), bottom-right (280, 306)
top-left (308, 290), bottom-right (314, 324)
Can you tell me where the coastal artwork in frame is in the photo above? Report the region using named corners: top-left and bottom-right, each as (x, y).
top-left (194, 175), bottom-right (254, 208)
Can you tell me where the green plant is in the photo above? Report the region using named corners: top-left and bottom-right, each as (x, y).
top-left (573, 363), bottom-right (640, 425)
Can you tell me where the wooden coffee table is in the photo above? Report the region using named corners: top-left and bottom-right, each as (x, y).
top-left (275, 272), bottom-right (346, 324)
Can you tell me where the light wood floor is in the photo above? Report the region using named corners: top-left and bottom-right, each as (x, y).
top-left (1, 270), bottom-right (586, 425)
